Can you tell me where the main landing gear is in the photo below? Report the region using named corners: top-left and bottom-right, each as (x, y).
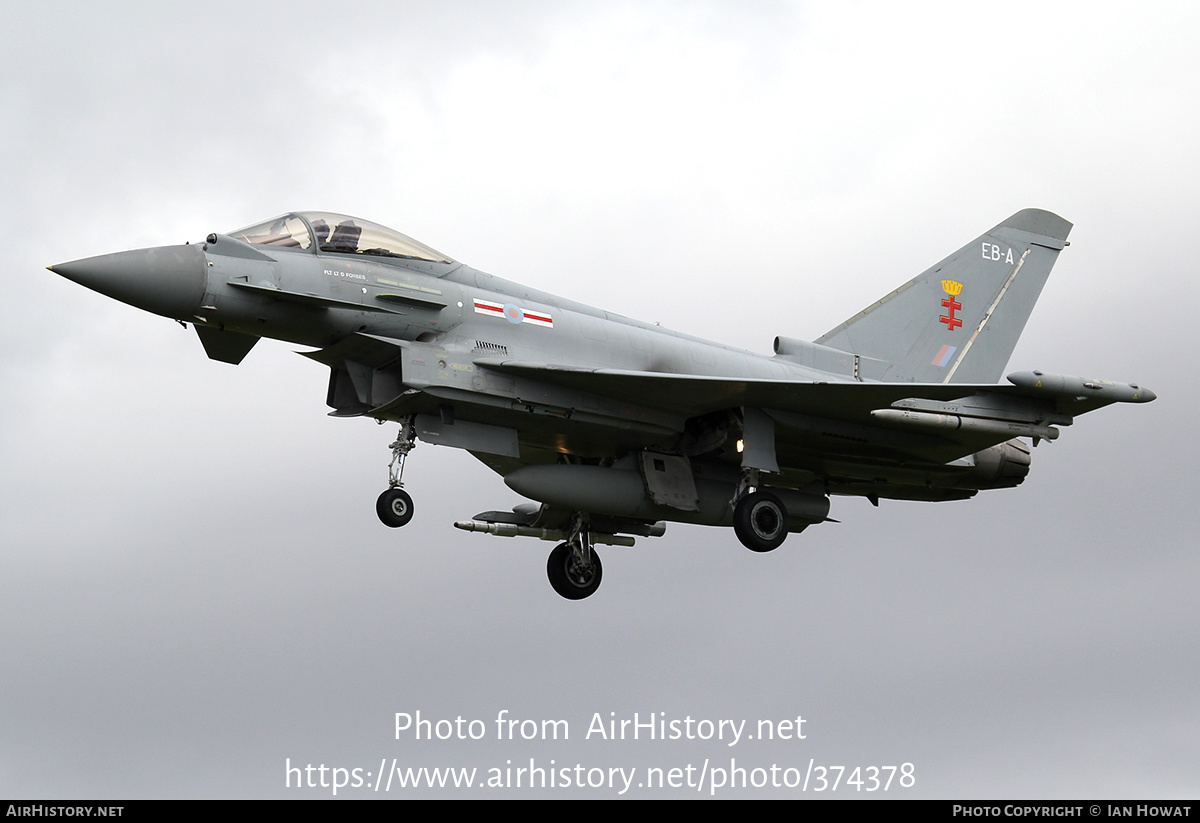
top-left (731, 468), bottom-right (788, 552)
top-left (733, 490), bottom-right (788, 552)
top-left (377, 417), bottom-right (417, 528)
top-left (546, 514), bottom-right (602, 600)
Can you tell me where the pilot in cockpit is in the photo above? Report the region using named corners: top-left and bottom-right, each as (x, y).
top-left (310, 218), bottom-right (331, 247)
top-left (326, 219), bottom-right (362, 253)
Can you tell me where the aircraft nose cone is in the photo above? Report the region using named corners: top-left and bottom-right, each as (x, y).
top-left (50, 244), bottom-right (206, 320)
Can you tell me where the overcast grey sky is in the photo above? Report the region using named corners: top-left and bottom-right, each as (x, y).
top-left (2, 1), bottom-right (1197, 798)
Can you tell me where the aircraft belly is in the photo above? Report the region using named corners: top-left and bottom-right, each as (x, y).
top-left (386, 353), bottom-right (690, 454)
top-left (415, 414), bottom-right (519, 458)
top-left (504, 464), bottom-right (828, 529)
top-left (424, 391), bottom-right (680, 456)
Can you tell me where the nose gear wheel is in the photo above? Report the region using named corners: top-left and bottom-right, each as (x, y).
top-left (377, 417), bottom-right (418, 527)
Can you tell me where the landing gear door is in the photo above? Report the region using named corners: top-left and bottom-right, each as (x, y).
top-left (639, 452), bottom-right (700, 512)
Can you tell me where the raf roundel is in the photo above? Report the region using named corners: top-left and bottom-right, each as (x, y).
top-left (503, 304), bottom-right (525, 324)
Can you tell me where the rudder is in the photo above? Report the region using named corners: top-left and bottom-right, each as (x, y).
top-left (815, 208), bottom-right (1072, 383)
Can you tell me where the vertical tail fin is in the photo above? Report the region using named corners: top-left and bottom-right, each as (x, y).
top-left (814, 209), bottom-right (1072, 383)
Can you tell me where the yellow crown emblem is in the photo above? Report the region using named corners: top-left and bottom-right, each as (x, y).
top-left (942, 279), bottom-right (963, 296)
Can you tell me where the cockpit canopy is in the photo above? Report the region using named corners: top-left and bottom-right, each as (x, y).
top-left (228, 212), bottom-right (454, 264)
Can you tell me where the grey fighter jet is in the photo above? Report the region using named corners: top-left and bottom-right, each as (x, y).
top-left (50, 209), bottom-right (1154, 599)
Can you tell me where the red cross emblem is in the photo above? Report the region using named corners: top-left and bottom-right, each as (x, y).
top-left (939, 280), bottom-right (964, 330)
top-left (940, 295), bottom-right (962, 330)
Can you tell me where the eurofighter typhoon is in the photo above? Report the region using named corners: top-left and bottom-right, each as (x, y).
top-left (50, 209), bottom-right (1154, 599)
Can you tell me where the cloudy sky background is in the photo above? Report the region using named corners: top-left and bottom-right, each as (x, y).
top-left (2, 1), bottom-right (1196, 798)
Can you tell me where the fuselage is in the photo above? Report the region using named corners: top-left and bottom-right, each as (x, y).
top-left (48, 208), bottom-right (1156, 600)
top-left (46, 211), bottom-right (1054, 501)
top-left (198, 231), bottom-right (823, 384)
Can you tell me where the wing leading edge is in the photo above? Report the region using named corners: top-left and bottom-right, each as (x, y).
top-left (475, 359), bottom-right (1154, 463)
top-left (476, 360), bottom-right (1151, 417)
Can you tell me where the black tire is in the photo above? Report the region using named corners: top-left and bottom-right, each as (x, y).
top-left (546, 542), bottom-right (603, 600)
top-left (733, 490), bottom-right (788, 552)
top-left (376, 488), bottom-right (414, 528)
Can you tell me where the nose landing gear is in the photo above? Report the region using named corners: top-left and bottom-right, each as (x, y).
top-left (377, 417), bottom-right (417, 528)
